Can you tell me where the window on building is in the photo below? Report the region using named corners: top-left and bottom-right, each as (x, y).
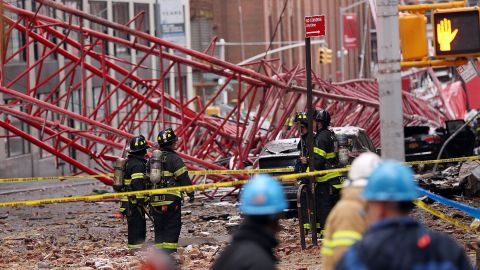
top-left (5, 1), bottom-right (26, 62)
top-left (37, 94), bottom-right (59, 158)
top-left (68, 89), bottom-right (85, 142)
top-left (34, 4), bottom-right (58, 60)
top-left (62, 0), bottom-right (82, 55)
top-left (92, 86), bottom-right (106, 119)
top-left (67, 89), bottom-right (82, 172)
top-left (115, 83), bottom-right (133, 127)
top-left (370, 30), bottom-right (378, 64)
top-left (4, 101), bottom-right (31, 157)
top-left (134, 3), bottom-right (150, 46)
top-left (113, 2), bottom-right (131, 55)
top-left (88, 1), bottom-right (108, 54)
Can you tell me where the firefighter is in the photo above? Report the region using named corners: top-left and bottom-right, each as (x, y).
top-left (113, 135), bottom-right (150, 250)
top-left (212, 174), bottom-right (287, 270)
top-left (312, 109), bottom-right (343, 237)
top-left (149, 128), bottom-right (194, 254)
top-left (294, 111), bottom-right (309, 174)
top-left (321, 152), bottom-right (380, 270)
top-left (336, 161), bottom-right (473, 270)
top-left (293, 112), bottom-right (312, 231)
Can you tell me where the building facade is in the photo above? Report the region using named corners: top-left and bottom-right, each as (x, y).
top-left (1, 0), bottom-right (191, 177)
top-left (212, 0), bottom-right (373, 81)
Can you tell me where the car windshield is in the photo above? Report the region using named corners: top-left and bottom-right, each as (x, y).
top-left (260, 139), bottom-right (298, 155)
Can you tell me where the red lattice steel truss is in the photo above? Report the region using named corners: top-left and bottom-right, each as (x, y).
top-left (0, 1), bottom-right (447, 190)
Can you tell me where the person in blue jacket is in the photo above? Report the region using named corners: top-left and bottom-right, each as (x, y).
top-left (336, 160), bottom-right (474, 270)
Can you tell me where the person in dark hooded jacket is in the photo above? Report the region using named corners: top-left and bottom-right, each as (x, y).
top-left (211, 174), bottom-right (287, 270)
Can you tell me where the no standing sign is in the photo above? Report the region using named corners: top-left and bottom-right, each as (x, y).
top-left (305, 15), bottom-right (326, 38)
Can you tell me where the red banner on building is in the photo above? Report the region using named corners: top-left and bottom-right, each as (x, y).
top-left (343, 13), bottom-right (357, 49)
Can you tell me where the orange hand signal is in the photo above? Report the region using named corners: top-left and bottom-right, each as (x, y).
top-left (437, 18), bottom-right (458, 52)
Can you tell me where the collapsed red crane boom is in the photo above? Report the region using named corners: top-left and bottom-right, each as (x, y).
top-left (0, 1), bottom-right (447, 188)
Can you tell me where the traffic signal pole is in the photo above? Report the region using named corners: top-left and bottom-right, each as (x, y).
top-left (376, 0), bottom-right (404, 161)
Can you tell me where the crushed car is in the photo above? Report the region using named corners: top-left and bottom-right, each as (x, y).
top-left (255, 127), bottom-right (376, 211)
top-left (404, 119), bottom-right (476, 162)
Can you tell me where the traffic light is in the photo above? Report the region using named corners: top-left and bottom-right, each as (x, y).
top-left (432, 7), bottom-right (480, 57)
top-left (399, 13), bottom-right (428, 61)
top-left (318, 47), bottom-right (332, 64)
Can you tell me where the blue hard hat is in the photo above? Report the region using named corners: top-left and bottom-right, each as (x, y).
top-left (240, 174), bottom-right (287, 215)
top-left (362, 160), bottom-right (418, 201)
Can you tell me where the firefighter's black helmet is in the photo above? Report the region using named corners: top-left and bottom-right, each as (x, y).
top-left (294, 112), bottom-right (308, 127)
top-left (314, 109), bottom-right (331, 126)
top-left (128, 135), bottom-right (150, 153)
top-left (157, 128), bottom-right (178, 147)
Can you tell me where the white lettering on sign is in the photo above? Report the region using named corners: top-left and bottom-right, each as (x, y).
top-left (305, 17), bottom-right (323, 23)
top-left (456, 62), bottom-right (477, 83)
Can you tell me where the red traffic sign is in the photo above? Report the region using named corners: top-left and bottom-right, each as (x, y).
top-left (305, 15), bottom-right (326, 38)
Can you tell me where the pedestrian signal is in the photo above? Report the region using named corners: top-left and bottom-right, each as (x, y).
top-left (432, 7), bottom-right (480, 57)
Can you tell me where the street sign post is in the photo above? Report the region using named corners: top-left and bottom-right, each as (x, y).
top-left (304, 14), bottom-right (325, 248)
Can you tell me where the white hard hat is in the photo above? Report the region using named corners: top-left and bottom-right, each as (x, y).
top-left (345, 152), bottom-right (381, 188)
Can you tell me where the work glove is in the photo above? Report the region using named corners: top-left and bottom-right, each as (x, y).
top-left (112, 185), bottom-right (124, 192)
top-left (297, 177), bottom-right (309, 185)
top-left (114, 211), bottom-right (125, 219)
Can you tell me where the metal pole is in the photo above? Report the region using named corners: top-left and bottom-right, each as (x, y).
top-left (155, 0), bottom-right (161, 37)
top-left (219, 38), bottom-right (228, 105)
top-left (238, 0), bottom-right (245, 61)
top-left (305, 36), bottom-right (318, 246)
top-left (169, 48), bottom-right (176, 110)
top-left (340, 7), bottom-right (345, 81)
top-left (237, 40), bottom-right (325, 66)
top-left (184, 0), bottom-right (194, 110)
top-left (359, 2), bottom-right (369, 78)
top-left (376, 0), bottom-right (404, 161)
top-left (339, 0), bottom-right (368, 81)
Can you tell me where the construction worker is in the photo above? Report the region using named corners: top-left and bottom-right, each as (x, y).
top-left (321, 152), bottom-right (380, 270)
top-left (336, 161), bottom-right (474, 270)
top-left (312, 109), bottom-right (343, 236)
top-left (149, 127), bottom-right (193, 254)
top-left (114, 135), bottom-right (150, 250)
top-left (212, 174), bottom-right (287, 270)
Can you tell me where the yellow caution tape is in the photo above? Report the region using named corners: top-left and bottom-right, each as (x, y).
top-left (405, 155), bottom-right (480, 166)
top-left (414, 200), bottom-right (471, 231)
top-left (276, 167), bottom-right (350, 181)
top-left (1, 155), bottom-right (479, 207)
top-left (189, 167), bottom-right (294, 176)
top-left (0, 168), bottom-right (294, 183)
top-left (0, 155), bottom-right (478, 184)
top-left (0, 174), bottom-right (113, 183)
top-left (0, 165), bottom-right (348, 207)
top-left (0, 180), bottom-right (249, 207)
